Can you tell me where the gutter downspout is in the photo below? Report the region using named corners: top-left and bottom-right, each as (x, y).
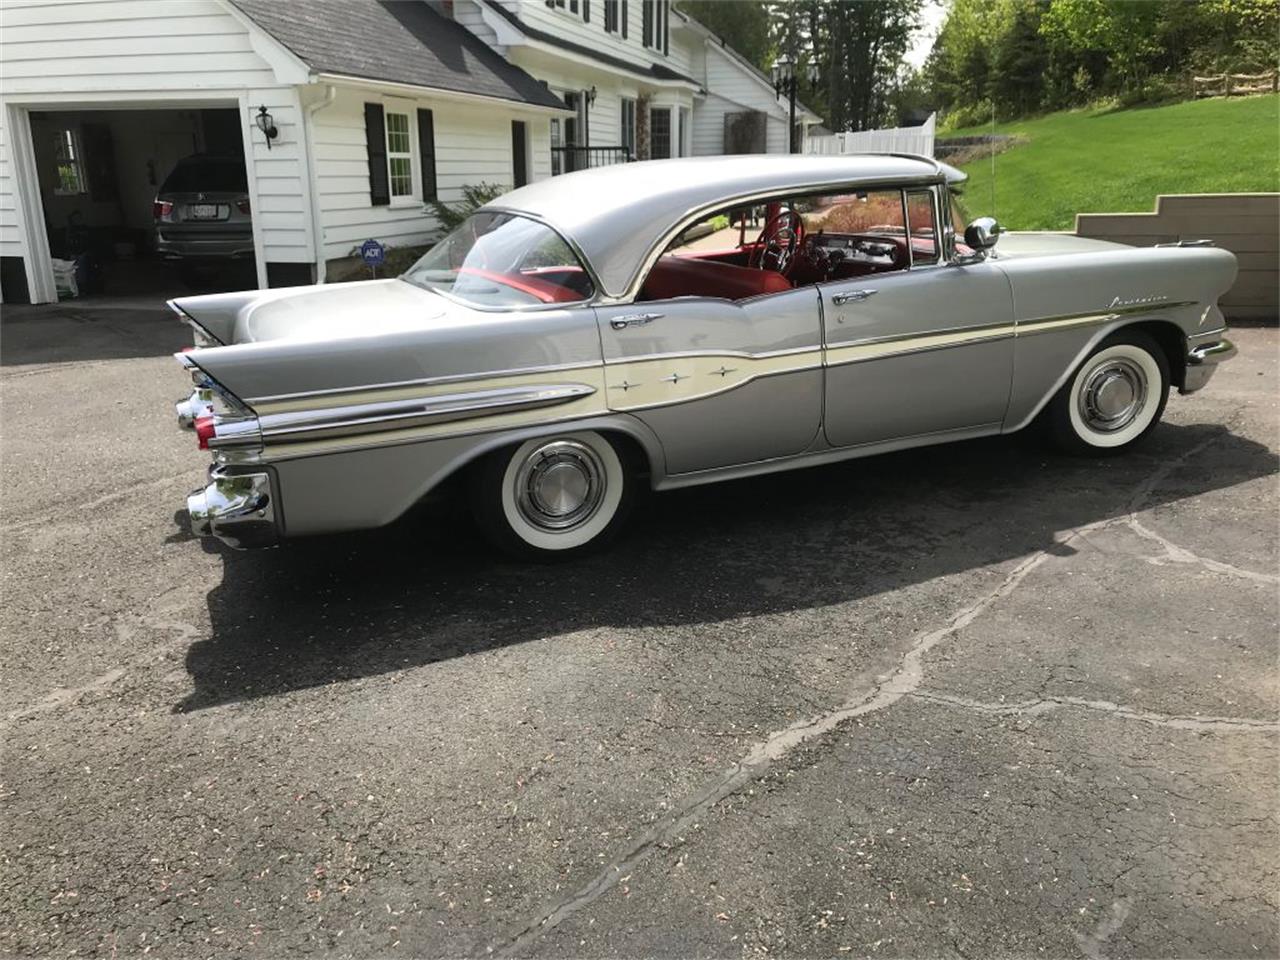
top-left (303, 83), bottom-right (337, 283)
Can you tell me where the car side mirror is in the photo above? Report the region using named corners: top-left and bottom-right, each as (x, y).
top-left (963, 217), bottom-right (1002, 254)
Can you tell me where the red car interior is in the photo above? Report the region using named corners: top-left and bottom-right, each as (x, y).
top-left (458, 266), bottom-right (582, 304)
top-left (639, 255), bottom-right (793, 302)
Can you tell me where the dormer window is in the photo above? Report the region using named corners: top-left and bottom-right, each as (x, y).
top-left (547, 0), bottom-right (591, 20)
top-left (642, 0), bottom-right (668, 54)
top-left (604, 0), bottom-right (626, 35)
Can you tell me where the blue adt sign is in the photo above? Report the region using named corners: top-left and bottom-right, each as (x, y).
top-left (360, 239), bottom-right (386, 267)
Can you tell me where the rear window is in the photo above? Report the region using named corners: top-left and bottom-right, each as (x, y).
top-left (161, 157), bottom-right (248, 193)
top-left (402, 212), bottom-right (594, 308)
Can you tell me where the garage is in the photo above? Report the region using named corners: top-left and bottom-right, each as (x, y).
top-left (23, 105), bottom-right (254, 300)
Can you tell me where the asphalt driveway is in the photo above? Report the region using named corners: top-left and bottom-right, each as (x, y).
top-left (1, 299), bottom-right (1277, 958)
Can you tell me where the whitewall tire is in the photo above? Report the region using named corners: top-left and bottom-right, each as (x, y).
top-left (1049, 330), bottom-right (1170, 455)
top-left (472, 431), bottom-right (635, 558)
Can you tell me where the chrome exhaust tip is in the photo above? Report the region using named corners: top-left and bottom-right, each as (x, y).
top-left (185, 471), bottom-right (276, 548)
top-left (187, 486), bottom-right (213, 536)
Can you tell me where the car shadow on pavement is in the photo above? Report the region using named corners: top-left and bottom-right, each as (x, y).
top-left (177, 422), bottom-right (1278, 712)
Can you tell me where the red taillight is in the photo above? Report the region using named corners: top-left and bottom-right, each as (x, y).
top-left (153, 199), bottom-right (173, 219)
top-left (195, 416), bottom-right (216, 450)
top-left (236, 198), bottom-right (251, 215)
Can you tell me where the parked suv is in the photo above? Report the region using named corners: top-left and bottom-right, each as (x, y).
top-left (153, 154), bottom-right (253, 282)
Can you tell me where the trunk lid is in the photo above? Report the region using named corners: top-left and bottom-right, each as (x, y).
top-left (170, 279), bottom-right (453, 345)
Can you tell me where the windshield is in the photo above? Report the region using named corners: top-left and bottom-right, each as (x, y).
top-left (401, 212), bottom-right (594, 307)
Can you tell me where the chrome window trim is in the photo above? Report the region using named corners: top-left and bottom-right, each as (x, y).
top-left (603, 172), bottom-right (952, 304)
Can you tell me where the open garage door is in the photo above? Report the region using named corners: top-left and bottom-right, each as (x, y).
top-left (26, 105), bottom-right (256, 301)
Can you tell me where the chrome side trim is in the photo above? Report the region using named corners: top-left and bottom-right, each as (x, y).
top-left (602, 344), bottom-right (818, 365)
top-left (1016, 300), bottom-right (1196, 332)
top-left (255, 383), bottom-right (597, 445)
top-left (243, 360), bottom-right (600, 406)
top-left (656, 421), bottom-right (1004, 491)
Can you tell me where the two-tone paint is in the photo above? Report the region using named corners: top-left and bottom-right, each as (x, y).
top-left (172, 154), bottom-right (1238, 547)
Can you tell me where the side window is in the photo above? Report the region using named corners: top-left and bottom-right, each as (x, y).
top-left (385, 110), bottom-right (414, 200)
top-left (904, 189), bottom-right (940, 265)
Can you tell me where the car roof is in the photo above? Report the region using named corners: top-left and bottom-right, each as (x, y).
top-left (486, 154), bottom-right (965, 299)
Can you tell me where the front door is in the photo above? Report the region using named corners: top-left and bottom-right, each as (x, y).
top-left (820, 260), bottom-right (1015, 448)
top-left (596, 288), bottom-right (823, 474)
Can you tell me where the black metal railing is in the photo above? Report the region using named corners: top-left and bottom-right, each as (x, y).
top-left (551, 145), bottom-right (634, 176)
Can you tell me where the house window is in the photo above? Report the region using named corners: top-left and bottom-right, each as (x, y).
top-left (620, 98), bottom-right (636, 158)
top-left (53, 129), bottom-right (86, 196)
top-left (642, 0), bottom-right (668, 52)
top-left (650, 106), bottom-right (671, 159)
top-left (385, 110), bottom-right (414, 199)
top-left (604, 0), bottom-right (619, 32)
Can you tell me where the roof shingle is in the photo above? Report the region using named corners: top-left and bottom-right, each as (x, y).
top-left (231, 0), bottom-right (566, 110)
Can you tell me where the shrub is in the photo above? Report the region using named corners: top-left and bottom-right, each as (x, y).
top-left (426, 182), bottom-right (509, 232)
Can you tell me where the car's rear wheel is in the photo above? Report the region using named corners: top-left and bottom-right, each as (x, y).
top-left (1048, 330), bottom-right (1170, 455)
top-left (471, 431), bottom-right (635, 559)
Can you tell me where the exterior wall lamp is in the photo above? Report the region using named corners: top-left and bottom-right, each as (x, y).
top-left (255, 106), bottom-right (278, 149)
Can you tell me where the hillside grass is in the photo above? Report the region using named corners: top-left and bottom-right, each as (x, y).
top-left (948, 94), bottom-right (1280, 230)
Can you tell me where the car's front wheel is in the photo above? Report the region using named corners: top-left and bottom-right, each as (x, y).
top-left (1047, 329), bottom-right (1170, 455)
top-left (471, 431), bottom-right (635, 559)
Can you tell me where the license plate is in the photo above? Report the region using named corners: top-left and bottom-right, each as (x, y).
top-left (188, 203), bottom-right (222, 220)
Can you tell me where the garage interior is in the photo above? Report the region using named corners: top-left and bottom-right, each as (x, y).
top-left (28, 106), bottom-right (255, 300)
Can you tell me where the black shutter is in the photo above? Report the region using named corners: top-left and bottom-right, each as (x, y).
top-left (512, 120), bottom-right (528, 188)
top-left (417, 108), bottom-right (437, 202)
top-left (583, 0), bottom-right (590, 21)
top-left (621, 0), bottom-right (627, 37)
top-left (364, 103), bottom-right (389, 206)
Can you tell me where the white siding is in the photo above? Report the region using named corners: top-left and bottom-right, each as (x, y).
top-left (691, 91), bottom-right (786, 156)
top-left (691, 45), bottom-right (790, 156)
top-left (0, 0), bottom-right (280, 94)
top-left (246, 86), bottom-right (313, 263)
top-left (310, 86), bottom-right (547, 261)
top-left (0, 0), bottom-right (313, 284)
top-left (0, 119), bottom-right (23, 261)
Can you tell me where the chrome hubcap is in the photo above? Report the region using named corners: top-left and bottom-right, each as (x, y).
top-left (1079, 359), bottom-right (1147, 432)
top-left (514, 440), bottom-right (606, 531)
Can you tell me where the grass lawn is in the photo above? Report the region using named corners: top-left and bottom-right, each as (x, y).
top-left (949, 94), bottom-right (1280, 230)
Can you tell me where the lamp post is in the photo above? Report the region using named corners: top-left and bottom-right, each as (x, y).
top-left (771, 55), bottom-right (818, 154)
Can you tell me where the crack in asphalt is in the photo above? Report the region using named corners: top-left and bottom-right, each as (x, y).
top-left (908, 690), bottom-right (1279, 732)
top-left (493, 522), bottom-right (1113, 956)
top-left (1126, 515), bottom-right (1279, 584)
top-left (490, 419), bottom-right (1255, 957)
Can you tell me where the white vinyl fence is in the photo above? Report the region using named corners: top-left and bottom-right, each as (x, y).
top-left (805, 113), bottom-right (936, 158)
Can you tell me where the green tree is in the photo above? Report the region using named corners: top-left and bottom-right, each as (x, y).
top-left (675, 0), bottom-right (773, 70)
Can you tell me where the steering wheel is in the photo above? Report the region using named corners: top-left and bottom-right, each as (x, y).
top-left (748, 209), bottom-right (805, 276)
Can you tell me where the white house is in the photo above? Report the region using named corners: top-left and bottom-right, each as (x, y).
top-left (0, 0), bottom-right (818, 304)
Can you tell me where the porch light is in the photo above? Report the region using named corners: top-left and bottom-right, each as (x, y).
top-left (770, 54), bottom-right (793, 88)
top-left (254, 106), bottom-right (278, 149)
top-left (587, 85), bottom-right (598, 106)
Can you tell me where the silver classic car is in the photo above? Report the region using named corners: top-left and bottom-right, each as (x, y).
top-left (171, 154), bottom-right (1238, 557)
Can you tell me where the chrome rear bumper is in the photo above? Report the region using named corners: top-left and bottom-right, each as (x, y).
top-left (1181, 337), bottom-right (1237, 394)
top-left (188, 469), bottom-right (278, 549)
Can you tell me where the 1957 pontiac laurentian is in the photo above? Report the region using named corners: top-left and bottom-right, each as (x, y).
top-left (171, 154), bottom-right (1237, 557)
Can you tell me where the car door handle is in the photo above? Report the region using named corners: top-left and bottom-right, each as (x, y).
top-left (609, 312), bottom-right (663, 330)
top-left (831, 289), bottom-right (877, 306)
